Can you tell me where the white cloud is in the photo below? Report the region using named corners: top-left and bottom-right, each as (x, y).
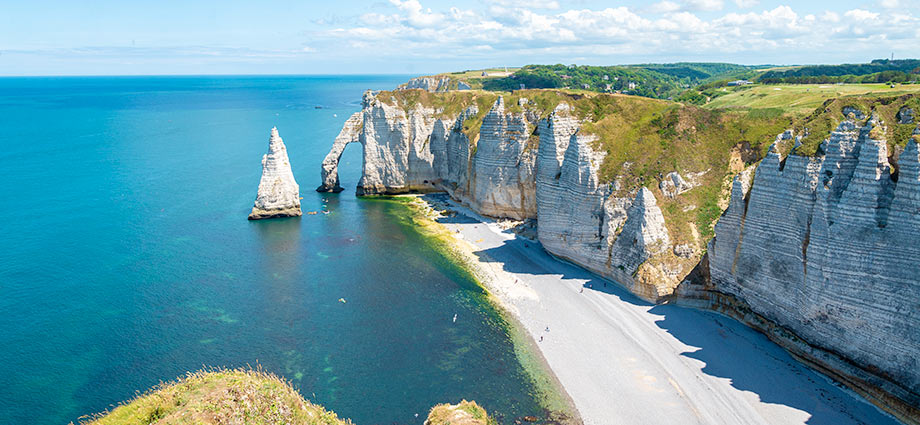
top-left (733, 0), bottom-right (759, 7)
top-left (318, 0), bottom-right (920, 64)
top-left (493, 0), bottom-right (560, 9)
top-left (879, 0), bottom-right (900, 8)
top-left (685, 0), bottom-right (724, 11)
top-left (389, 0), bottom-right (444, 28)
top-left (844, 9), bottom-right (880, 21)
top-left (650, 1), bottom-right (682, 13)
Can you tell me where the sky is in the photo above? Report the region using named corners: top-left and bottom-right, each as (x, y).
top-left (1, 0), bottom-right (919, 76)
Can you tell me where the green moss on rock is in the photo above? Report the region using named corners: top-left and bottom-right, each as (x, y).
top-left (424, 401), bottom-right (495, 425)
top-left (83, 369), bottom-right (351, 425)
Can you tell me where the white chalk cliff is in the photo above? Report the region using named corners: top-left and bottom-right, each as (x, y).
top-left (319, 90), bottom-right (920, 423)
top-left (696, 117), bottom-right (920, 421)
top-left (318, 91), bottom-right (676, 298)
top-left (249, 127), bottom-right (301, 220)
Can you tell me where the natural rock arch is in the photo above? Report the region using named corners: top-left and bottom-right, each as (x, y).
top-left (316, 112), bottom-right (363, 193)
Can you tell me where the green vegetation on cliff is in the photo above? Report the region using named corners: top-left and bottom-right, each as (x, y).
top-left (758, 59), bottom-right (920, 84)
top-left (424, 400), bottom-right (494, 425)
top-left (380, 85), bottom-right (919, 246)
top-left (83, 369), bottom-right (351, 425)
top-left (473, 63), bottom-right (759, 99)
top-left (83, 368), bottom-right (498, 425)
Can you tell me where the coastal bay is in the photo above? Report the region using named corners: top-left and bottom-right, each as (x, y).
top-left (0, 76), bottom-right (563, 424)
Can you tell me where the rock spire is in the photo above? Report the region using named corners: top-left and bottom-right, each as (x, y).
top-left (248, 127), bottom-right (301, 220)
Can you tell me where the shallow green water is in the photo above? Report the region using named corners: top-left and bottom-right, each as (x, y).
top-left (0, 76), bottom-right (557, 424)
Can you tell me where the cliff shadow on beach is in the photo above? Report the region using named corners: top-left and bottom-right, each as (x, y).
top-left (455, 225), bottom-right (899, 425)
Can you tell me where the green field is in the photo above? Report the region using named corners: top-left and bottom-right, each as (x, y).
top-left (447, 68), bottom-right (518, 79)
top-left (704, 83), bottom-right (920, 116)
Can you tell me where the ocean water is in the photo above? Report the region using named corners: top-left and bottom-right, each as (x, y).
top-left (0, 76), bottom-right (554, 424)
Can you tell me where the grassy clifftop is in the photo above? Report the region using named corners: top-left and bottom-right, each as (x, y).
top-left (83, 369), bottom-right (351, 425)
top-left (381, 87), bottom-right (918, 245)
top-left (82, 369), bottom-right (495, 425)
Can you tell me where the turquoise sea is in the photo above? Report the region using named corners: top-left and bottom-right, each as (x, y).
top-left (0, 76), bottom-right (554, 424)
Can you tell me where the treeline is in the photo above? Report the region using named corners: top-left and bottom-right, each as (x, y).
top-left (481, 63), bottom-right (756, 100)
top-left (759, 59), bottom-right (920, 82)
top-left (759, 70), bottom-right (919, 84)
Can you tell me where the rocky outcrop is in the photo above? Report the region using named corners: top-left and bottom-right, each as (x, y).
top-left (658, 171), bottom-right (704, 198)
top-left (468, 97), bottom-right (538, 219)
top-left (898, 106), bottom-right (915, 124)
top-left (321, 90), bottom-right (920, 423)
top-left (700, 117), bottom-right (920, 423)
top-left (320, 92), bottom-right (676, 299)
top-left (249, 127), bottom-right (301, 220)
top-left (401, 76), bottom-right (451, 92)
top-left (317, 112), bottom-right (363, 193)
top-left (534, 118), bottom-right (674, 299)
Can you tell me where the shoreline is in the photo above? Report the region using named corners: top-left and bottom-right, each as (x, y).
top-left (401, 195), bottom-right (581, 424)
top-left (405, 193), bottom-right (900, 425)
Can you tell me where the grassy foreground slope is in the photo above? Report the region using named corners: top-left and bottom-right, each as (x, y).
top-left (83, 369), bottom-right (351, 425)
top-left (82, 369), bottom-right (493, 425)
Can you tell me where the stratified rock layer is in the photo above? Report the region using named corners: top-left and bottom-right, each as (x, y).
top-left (400, 76), bottom-right (450, 92)
top-left (319, 91), bottom-right (675, 299)
top-left (249, 127), bottom-right (301, 220)
top-left (699, 118), bottom-right (920, 422)
top-left (321, 89), bottom-right (920, 422)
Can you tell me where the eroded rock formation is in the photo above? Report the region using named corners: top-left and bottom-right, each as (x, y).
top-left (696, 117), bottom-right (920, 422)
top-left (249, 127), bottom-right (301, 220)
top-left (319, 91), bottom-right (676, 299)
top-left (401, 76), bottom-right (451, 92)
top-left (320, 90), bottom-right (920, 422)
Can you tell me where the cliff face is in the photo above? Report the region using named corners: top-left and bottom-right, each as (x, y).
top-left (534, 104), bottom-right (673, 299)
top-left (319, 91), bottom-right (920, 423)
top-left (249, 127), bottom-right (301, 220)
top-left (319, 91), bottom-right (679, 299)
top-left (702, 117), bottom-right (920, 421)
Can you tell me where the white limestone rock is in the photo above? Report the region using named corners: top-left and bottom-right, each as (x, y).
top-left (317, 112), bottom-right (363, 193)
top-left (319, 93), bottom-right (677, 300)
top-left (319, 89), bottom-right (920, 420)
top-left (249, 127), bottom-right (301, 220)
top-left (658, 171), bottom-right (703, 198)
top-left (469, 97), bottom-right (538, 219)
top-left (897, 106), bottom-right (914, 124)
top-left (707, 122), bottom-right (920, 417)
top-left (401, 76), bottom-right (450, 92)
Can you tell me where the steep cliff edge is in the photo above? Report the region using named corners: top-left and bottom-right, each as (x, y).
top-left (318, 90), bottom-right (731, 299)
top-left (690, 115), bottom-right (920, 422)
top-left (319, 89), bottom-right (920, 423)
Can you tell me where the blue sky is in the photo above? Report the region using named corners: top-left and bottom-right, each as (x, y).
top-left (2, 0), bottom-right (918, 75)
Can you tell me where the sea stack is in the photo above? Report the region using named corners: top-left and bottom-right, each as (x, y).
top-left (248, 127), bottom-right (302, 220)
